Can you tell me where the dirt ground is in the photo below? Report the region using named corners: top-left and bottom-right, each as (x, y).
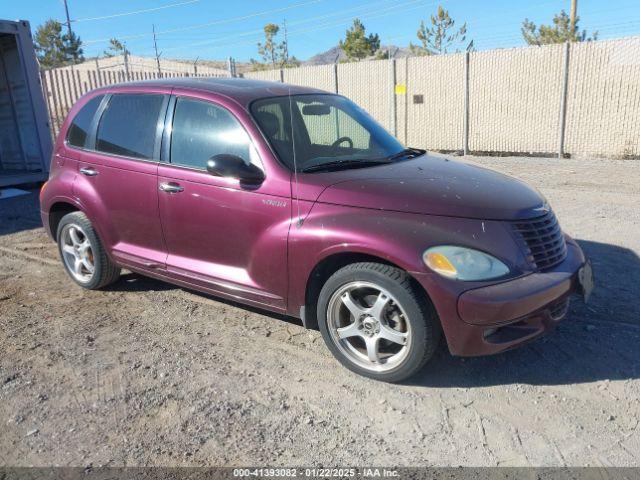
top-left (1, 155), bottom-right (639, 467)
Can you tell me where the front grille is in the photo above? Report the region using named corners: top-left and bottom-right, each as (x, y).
top-left (512, 210), bottom-right (567, 271)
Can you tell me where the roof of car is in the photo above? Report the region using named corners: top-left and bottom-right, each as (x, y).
top-left (109, 77), bottom-right (330, 106)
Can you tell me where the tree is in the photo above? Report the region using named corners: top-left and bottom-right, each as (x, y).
top-left (103, 38), bottom-right (130, 58)
top-left (249, 58), bottom-right (270, 71)
top-left (409, 5), bottom-right (467, 56)
top-left (257, 23), bottom-right (286, 67)
top-left (522, 10), bottom-right (597, 45)
top-left (339, 19), bottom-right (380, 62)
top-left (64, 30), bottom-right (84, 64)
top-left (284, 55), bottom-right (301, 68)
top-left (255, 23), bottom-right (298, 69)
top-left (34, 19), bottom-right (84, 68)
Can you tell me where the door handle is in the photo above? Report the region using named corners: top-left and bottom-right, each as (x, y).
top-left (159, 182), bottom-right (184, 193)
top-left (79, 167), bottom-right (98, 176)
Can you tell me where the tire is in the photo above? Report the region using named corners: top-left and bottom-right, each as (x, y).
top-left (317, 262), bottom-right (441, 383)
top-left (56, 211), bottom-right (121, 290)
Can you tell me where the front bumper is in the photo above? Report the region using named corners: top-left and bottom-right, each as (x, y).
top-left (414, 236), bottom-right (589, 356)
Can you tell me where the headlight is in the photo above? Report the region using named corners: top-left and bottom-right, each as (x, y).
top-left (423, 246), bottom-right (509, 281)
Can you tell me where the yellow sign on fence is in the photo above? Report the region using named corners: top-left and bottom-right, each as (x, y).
top-left (394, 84), bottom-right (407, 95)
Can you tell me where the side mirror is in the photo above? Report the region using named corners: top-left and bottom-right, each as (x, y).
top-left (206, 154), bottom-right (265, 184)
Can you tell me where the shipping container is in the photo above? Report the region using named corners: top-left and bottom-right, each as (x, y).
top-left (0, 19), bottom-right (52, 187)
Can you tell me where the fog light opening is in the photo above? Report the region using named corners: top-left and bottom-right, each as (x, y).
top-left (483, 327), bottom-right (498, 340)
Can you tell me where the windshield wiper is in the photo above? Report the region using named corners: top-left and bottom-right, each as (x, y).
top-left (301, 159), bottom-right (392, 173)
top-left (386, 147), bottom-right (426, 162)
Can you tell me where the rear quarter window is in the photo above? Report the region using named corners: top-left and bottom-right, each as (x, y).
top-left (95, 94), bottom-right (165, 160)
top-left (66, 95), bottom-right (104, 148)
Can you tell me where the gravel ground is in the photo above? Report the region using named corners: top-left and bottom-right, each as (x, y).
top-left (0, 155), bottom-right (639, 467)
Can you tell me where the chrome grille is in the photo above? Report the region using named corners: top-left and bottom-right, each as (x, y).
top-left (512, 210), bottom-right (567, 270)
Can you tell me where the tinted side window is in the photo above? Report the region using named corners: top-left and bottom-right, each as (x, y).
top-left (170, 97), bottom-right (260, 170)
top-left (96, 94), bottom-right (165, 160)
top-left (66, 95), bottom-right (103, 148)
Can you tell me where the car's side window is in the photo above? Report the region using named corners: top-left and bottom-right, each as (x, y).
top-left (66, 95), bottom-right (104, 148)
top-left (170, 97), bottom-right (261, 170)
top-left (95, 94), bottom-right (165, 160)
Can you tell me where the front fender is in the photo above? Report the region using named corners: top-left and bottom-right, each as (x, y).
top-left (287, 201), bottom-right (530, 318)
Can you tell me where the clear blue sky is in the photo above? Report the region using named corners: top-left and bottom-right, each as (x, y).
top-left (5, 0), bottom-right (640, 61)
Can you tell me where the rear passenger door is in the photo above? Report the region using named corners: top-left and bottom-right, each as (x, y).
top-left (74, 91), bottom-right (170, 270)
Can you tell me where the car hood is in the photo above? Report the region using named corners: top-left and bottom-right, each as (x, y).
top-left (305, 154), bottom-right (546, 220)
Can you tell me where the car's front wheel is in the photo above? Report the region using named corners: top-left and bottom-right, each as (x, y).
top-left (57, 212), bottom-right (121, 289)
top-left (317, 262), bottom-right (441, 383)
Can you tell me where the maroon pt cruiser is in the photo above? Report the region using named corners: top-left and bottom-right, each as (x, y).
top-left (40, 78), bottom-right (594, 382)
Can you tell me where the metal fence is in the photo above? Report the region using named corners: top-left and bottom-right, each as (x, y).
top-left (246, 37), bottom-right (640, 159)
top-left (40, 65), bottom-right (229, 138)
top-left (38, 37), bottom-right (640, 158)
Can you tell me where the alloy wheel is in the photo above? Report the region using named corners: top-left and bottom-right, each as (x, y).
top-left (326, 281), bottom-right (411, 372)
top-left (60, 224), bottom-right (95, 283)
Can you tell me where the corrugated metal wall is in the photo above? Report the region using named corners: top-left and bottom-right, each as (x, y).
top-left (246, 36), bottom-right (640, 159)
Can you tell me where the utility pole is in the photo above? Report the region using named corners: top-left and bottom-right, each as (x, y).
top-left (282, 18), bottom-right (289, 64)
top-left (62, 0), bottom-right (79, 65)
top-left (569, 0), bottom-right (578, 35)
top-left (152, 24), bottom-right (162, 76)
top-left (123, 44), bottom-right (130, 80)
top-left (62, 0), bottom-right (73, 38)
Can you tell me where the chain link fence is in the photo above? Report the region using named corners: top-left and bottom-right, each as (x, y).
top-left (38, 37), bottom-right (640, 158)
top-left (40, 56), bottom-right (230, 138)
top-left (246, 37), bottom-right (640, 159)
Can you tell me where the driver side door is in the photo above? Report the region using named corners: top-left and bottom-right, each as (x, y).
top-left (157, 94), bottom-right (290, 311)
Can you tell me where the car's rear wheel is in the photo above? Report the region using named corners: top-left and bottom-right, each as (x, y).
top-left (57, 212), bottom-right (121, 289)
top-left (317, 262), bottom-right (441, 383)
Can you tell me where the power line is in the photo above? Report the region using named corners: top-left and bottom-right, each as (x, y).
top-left (83, 0), bottom-right (324, 44)
top-left (469, 18), bottom-right (640, 47)
top-left (116, 0), bottom-right (400, 53)
top-left (140, 0), bottom-right (435, 56)
top-left (73, 0), bottom-right (199, 23)
top-left (80, 0), bottom-right (640, 60)
top-left (117, 0), bottom-right (392, 48)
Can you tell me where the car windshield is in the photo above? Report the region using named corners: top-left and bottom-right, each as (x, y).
top-left (251, 94), bottom-right (410, 173)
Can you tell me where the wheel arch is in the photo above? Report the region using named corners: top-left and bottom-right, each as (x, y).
top-left (47, 201), bottom-right (81, 241)
top-left (303, 251), bottom-right (431, 330)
